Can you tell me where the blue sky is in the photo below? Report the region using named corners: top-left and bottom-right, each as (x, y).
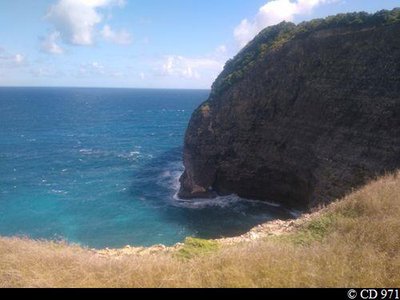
top-left (0, 0), bottom-right (398, 89)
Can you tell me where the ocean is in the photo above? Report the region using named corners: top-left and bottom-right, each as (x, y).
top-left (0, 87), bottom-right (292, 248)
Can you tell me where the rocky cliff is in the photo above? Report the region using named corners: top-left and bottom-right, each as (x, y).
top-left (179, 9), bottom-right (400, 209)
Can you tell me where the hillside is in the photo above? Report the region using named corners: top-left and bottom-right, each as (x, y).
top-left (1, 172), bottom-right (399, 287)
top-left (179, 9), bottom-right (400, 208)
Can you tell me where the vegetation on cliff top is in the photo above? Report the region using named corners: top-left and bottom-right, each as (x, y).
top-left (211, 8), bottom-right (400, 96)
top-left (1, 172), bottom-right (399, 287)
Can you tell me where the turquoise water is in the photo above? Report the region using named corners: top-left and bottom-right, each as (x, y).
top-left (0, 87), bottom-right (292, 248)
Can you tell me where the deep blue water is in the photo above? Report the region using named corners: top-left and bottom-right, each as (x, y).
top-left (0, 87), bottom-right (292, 248)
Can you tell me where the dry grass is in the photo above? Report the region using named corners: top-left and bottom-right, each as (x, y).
top-left (1, 172), bottom-right (399, 287)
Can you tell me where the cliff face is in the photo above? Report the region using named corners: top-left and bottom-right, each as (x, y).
top-left (179, 10), bottom-right (400, 209)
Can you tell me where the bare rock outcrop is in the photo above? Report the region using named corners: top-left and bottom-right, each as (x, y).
top-left (179, 9), bottom-right (400, 209)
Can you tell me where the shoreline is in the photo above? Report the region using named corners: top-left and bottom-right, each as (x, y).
top-left (1, 173), bottom-right (398, 287)
top-left (92, 209), bottom-right (321, 258)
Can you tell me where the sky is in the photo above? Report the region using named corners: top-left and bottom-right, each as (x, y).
top-left (0, 0), bottom-right (398, 89)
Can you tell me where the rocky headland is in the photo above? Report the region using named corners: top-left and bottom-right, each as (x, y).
top-left (179, 9), bottom-right (400, 209)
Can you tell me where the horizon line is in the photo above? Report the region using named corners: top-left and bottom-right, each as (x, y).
top-left (0, 85), bottom-right (211, 91)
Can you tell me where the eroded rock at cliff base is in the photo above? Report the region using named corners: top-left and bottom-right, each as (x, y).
top-left (179, 9), bottom-right (400, 209)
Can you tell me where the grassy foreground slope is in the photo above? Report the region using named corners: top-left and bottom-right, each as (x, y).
top-left (1, 172), bottom-right (399, 288)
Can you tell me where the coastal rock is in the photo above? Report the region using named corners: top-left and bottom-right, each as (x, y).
top-left (179, 9), bottom-right (400, 209)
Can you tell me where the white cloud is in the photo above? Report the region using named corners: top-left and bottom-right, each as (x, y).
top-left (234, 0), bottom-right (329, 47)
top-left (80, 61), bottom-right (106, 75)
top-left (14, 54), bottom-right (25, 64)
top-left (0, 48), bottom-right (26, 79)
top-left (216, 45), bottom-right (227, 54)
top-left (78, 61), bottom-right (125, 78)
top-left (31, 68), bottom-right (51, 77)
top-left (101, 25), bottom-right (132, 45)
top-left (30, 66), bottom-right (63, 77)
top-left (90, 61), bottom-right (105, 71)
top-left (161, 55), bottom-right (223, 80)
top-left (0, 48), bottom-right (25, 66)
top-left (45, 0), bottom-right (128, 46)
top-left (41, 32), bottom-right (64, 54)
